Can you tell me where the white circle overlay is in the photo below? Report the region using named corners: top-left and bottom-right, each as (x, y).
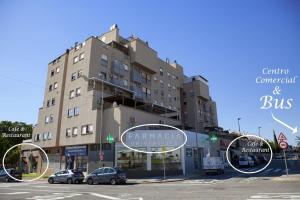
top-left (226, 134), bottom-right (273, 174)
top-left (120, 124), bottom-right (187, 154)
top-left (2, 143), bottom-right (49, 182)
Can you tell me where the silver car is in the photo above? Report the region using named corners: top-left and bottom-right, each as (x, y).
top-left (48, 169), bottom-right (84, 184)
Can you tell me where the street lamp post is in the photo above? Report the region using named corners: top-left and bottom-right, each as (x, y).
top-left (258, 126), bottom-right (261, 137)
top-left (99, 74), bottom-right (104, 166)
top-left (237, 117), bottom-right (241, 134)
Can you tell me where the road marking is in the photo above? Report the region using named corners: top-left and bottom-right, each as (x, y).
top-left (90, 192), bottom-right (144, 200)
top-left (248, 192), bottom-right (300, 199)
top-left (90, 192), bottom-right (123, 200)
top-left (26, 193), bottom-right (82, 200)
top-left (0, 191), bottom-right (30, 195)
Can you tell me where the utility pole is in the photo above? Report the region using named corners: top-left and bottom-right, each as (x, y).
top-left (258, 126), bottom-right (261, 137)
top-left (99, 74), bottom-right (104, 166)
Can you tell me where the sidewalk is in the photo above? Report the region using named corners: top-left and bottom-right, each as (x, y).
top-left (127, 174), bottom-right (202, 184)
top-left (272, 174), bottom-right (300, 182)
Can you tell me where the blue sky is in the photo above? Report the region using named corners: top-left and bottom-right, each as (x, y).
top-left (0, 0), bottom-right (299, 145)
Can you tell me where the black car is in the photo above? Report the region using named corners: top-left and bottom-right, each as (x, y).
top-left (86, 167), bottom-right (127, 185)
top-left (0, 168), bottom-right (22, 182)
top-left (48, 169), bottom-right (84, 184)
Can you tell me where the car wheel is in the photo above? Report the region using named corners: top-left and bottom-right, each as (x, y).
top-left (67, 178), bottom-right (73, 184)
top-left (87, 178), bottom-right (93, 185)
top-left (74, 180), bottom-right (79, 184)
top-left (48, 178), bottom-right (54, 184)
top-left (110, 179), bottom-right (116, 185)
top-left (5, 178), bottom-right (9, 183)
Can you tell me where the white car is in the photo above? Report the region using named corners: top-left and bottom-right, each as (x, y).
top-left (239, 156), bottom-right (255, 167)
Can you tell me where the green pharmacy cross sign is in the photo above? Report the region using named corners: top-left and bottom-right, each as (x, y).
top-left (210, 134), bottom-right (218, 143)
top-left (106, 133), bottom-right (114, 144)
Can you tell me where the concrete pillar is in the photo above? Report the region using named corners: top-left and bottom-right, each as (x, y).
top-left (181, 147), bottom-right (186, 175)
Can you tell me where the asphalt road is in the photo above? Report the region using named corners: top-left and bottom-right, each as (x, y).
top-left (0, 159), bottom-right (299, 200)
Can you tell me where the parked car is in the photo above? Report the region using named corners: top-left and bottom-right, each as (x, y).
top-left (86, 167), bottom-right (127, 185)
top-left (257, 155), bottom-right (268, 164)
top-left (203, 157), bottom-right (224, 175)
top-left (0, 168), bottom-right (22, 182)
top-left (48, 169), bottom-right (84, 184)
top-left (239, 156), bottom-right (255, 168)
top-left (249, 155), bottom-right (260, 165)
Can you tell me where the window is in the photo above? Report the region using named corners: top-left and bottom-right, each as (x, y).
top-left (67, 108), bottom-right (74, 117)
top-left (71, 72), bottom-right (76, 81)
top-left (123, 80), bottom-right (128, 86)
top-left (142, 87), bottom-right (146, 93)
top-left (100, 71), bottom-right (107, 80)
top-left (75, 88), bottom-right (81, 96)
top-left (160, 68), bottom-right (163, 76)
top-left (124, 64), bottom-right (129, 71)
top-left (66, 128), bottom-right (71, 137)
top-left (50, 70), bottom-right (55, 77)
top-left (79, 53), bottom-right (84, 60)
top-left (153, 76), bottom-right (157, 81)
top-left (49, 84), bottom-right (53, 91)
top-left (73, 56), bottom-right (79, 63)
top-left (49, 114), bottom-right (54, 123)
top-left (34, 134), bottom-right (40, 141)
top-left (77, 70), bottom-right (83, 78)
top-left (88, 124), bottom-right (93, 133)
top-left (70, 90), bottom-right (75, 99)
top-left (43, 132), bottom-right (48, 140)
top-left (56, 67), bottom-right (60, 73)
top-left (51, 98), bottom-right (55, 105)
top-left (82, 124), bottom-right (93, 135)
top-left (72, 127), bottom-right (78, 136)
top-left (54, 82), bottom-right (58, 89)
top-left (47, 132), bottom-right (52, 140)
top-left (74, 107), bottom-right (80, 116)
top-left (47, 100), bottom-right (50, 107)
top-left (100, 54), bottom-right (108, 66)
top-left (45, 116), bottom-right (49, 124)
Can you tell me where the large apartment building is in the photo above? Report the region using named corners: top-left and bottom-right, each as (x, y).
top-left (30, 25), bottom-right (218, 174)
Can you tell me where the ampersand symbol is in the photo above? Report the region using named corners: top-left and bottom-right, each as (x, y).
top-left (273, 86), bottom-right (281, 95)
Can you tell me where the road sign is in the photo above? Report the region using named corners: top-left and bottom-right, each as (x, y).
top-left (278, 132), bottom-right (287, 141)
top-left (279, 141), bottom-right (288, 149)
top-left (106, 133), bottom-right (114, 144)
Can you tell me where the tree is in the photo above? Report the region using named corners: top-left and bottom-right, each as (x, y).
top-left (0, 121), bottom-right (32, 166)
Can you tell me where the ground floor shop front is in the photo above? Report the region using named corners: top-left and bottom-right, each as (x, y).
top-left (22, 131), bottom-right (212, 177)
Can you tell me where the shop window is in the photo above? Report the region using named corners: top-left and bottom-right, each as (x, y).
top-left (117, 147), bottom-right (147, 171)
top-left (151, 147), bottom-right (181, 171)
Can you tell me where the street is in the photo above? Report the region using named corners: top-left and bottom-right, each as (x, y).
top-left (0, 160), bottom-right (299, 200)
